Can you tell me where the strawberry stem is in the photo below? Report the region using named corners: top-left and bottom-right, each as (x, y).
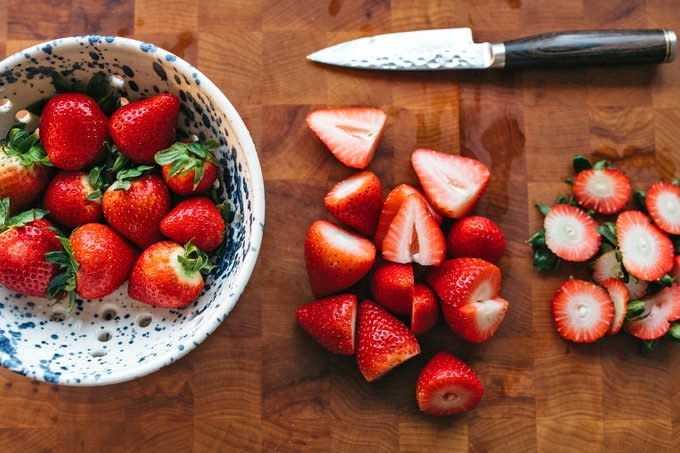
top-left (177, 240), bottom-right (215, 276)
top-left (626, 300), bottom-right (647, 321)
top-left (45, 235), bottom-right (79, 313)
top-left (109, 165), bottom-right (154, 191)
top-left (155, 140), bottom-right (220, 189)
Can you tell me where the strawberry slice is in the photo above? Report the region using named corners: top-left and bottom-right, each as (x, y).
top-left (370, 262), bottom-right (415, 316)
top-left (626, 284), bottom-right (680, 340)
top-left (551, 279), bottom-right (614, 343)
top-left (592, 249), bottom-right (648, 299)
top-left (304, 220), bottom-right (376, 297)
top-left (573, 167), bottom-right (631, 215)
top-left (324, 171), bottom-right (383, 237)
top-left (416, 352), bottom-right (483, 416)
top-left (411, 149), bottom-right (490, 219)
top-left (411, 284), bottom-right (439, 335)
top-left (306, 108), bottom-right (386, 169)
top-left (616, 210), bottom-right (674, 281)
top-left (601, 278), bottom-right (629, 335)
top-left (382, 195), bottom-right (446, 266)
top-left (374, 184), bottom-right (441, 249)
top-left (295, 294), bottom-right (357, 355)
top-left (544, 204), bottom-right (601, 262)
top-left (446, 297), bottom-right (510, 343)
top-left (645, 181), bottom-right (680, 235)
top-left (356, 300), bottom-right (420, 382)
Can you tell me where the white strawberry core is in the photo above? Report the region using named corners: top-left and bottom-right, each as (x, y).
top-left (170, 248), bottom-right (202, 285)
top-left (432, 385), bottom-right (470, 411)
top-left (565, 294), bottom-right (605, 331)
top-left (331, 175), bottom-right (365, 199)
top-left (656, 191), bottom-right (680, 224)
top-left (336, 122), bottom-right (375, 141)
top-left (546, 214), bottom-right (585, 246)
top-left (321, 223), bottom-right (372, 258)
top-left (473, 298), bottom-right (507, 332)
top-left (620, 225), bottom-right (659, 270)
top-left (586, 173), bottom-right (614, 198)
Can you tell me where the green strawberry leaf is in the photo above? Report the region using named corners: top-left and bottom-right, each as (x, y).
top-left (527, 229), bottom-right (546, 247)
top-left (45, 233), bottom-right (79, 313)
top-left (669, 323), bottom-right (680, 342)
top-left (564, 177), bottom-right (574, 185)
top-left (109, 165), bottom-right (154, 191)
top-left (597, 222), bottom-right (617, 247)
top-left (633, 191), bottom-right (647, 212)
top-left (177, 240), bottom-right (216, 275)
top-left (592, 160), bottom-right (608, 171)
top-left (626, 300), bottom-right (648, 321)
top-left (155, 140), bottom-right (221, 187)
top-left (572, 155), bottom-right (592, 173)
top-left (0, 198), bottom-right (10, 228)
top-left (536, 203), bottom-right (551, 217)
top-left (3, 127), bottom-right (52, 167)
top-left (533, 246), bottom-right (560, 273)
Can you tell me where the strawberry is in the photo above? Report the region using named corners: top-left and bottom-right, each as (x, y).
top-left (306, 108), bottom-right (386, 169)
top-left (0, 199), bottom-right (61, 297)
top-left (601, 278), bottom-right (629, 335)
top-left (370, 262), bottom-right (414, 316)
top-left (382, 195), bottom-right (446, 266)
top-left (42, 169), bottom-right (105, 228)
top-left (102, 169), bottom-right (171, 249)
top-left (324, 171), bottom-right (382, 237)
top-left (160, 197), bottom-right (226, 253)
top-left (155, 140), bottom-right (220, 195)
top-left (0, 128), bottom-right (52, 213)
top-left (128, 240), bottom-right (213, 308)
top-left (356, 300), bottom-right (420, 382)
top-left (544, 204), bottom-right (601, 262)
top-left (645, 181), bottom-right (680, 235)
top-left (374, 184), bottom-right (442, 249)
top-left (109, 93), bottom-right (180, 164)
top-left (592, 249), bottom-right (648, 299)
top-left (411, 284), bottom-right (439, 335)
top-left (40, 93), bottom-right (108, 170)
top-left (411, 149), bottom-right (490, 219)
top-left (295, 294), bottom-right (357, 355)
top-left (304, 220), bottom-right (376, 297)
top-left (447, 216), bottom-right (506, 263)
top-left (416, 352), bottom-right (483, 416)
top-left (573, 166), bottom-right (631, 215)
top-left (427, 258), bottom-right (508, 343)
top-left (46, 223), bottom-right (137, 307)
top-left (626, 284), bottom-right (680, 340)
top-left (616, 210), bottom-right (673, 281)
top-left (551, 279), bottom-right (614, 343)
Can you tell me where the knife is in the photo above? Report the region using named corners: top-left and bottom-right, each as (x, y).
top-left (307, 28), bottom-right (677, 70)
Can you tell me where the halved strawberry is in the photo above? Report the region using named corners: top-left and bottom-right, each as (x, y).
top-left (645, 181), bottom-right (680, 235)
top-left (616, 210), bottom-right (673, 281)
top-left (306, 108), bottom-right (386, 169)
top-left (324, 171), bottom-right (382, 237)
top-left (370, 262), bottom-right (414, 316)
top-left (411, 284), bottom-right (439, 335)
top-left (551, 279), bottom-right (614, 343)
top-left (411, 149), bottom-right (490, 219)
top-left (626, 284), bottom-right (680, 340)
top-left (601, 278), bottom-right (629, 335)
top-left (295, 294), bottom-right (357, 355)
top-left (592, 249), bottom-right (648, 299)
top-left (573, 167), bottom-right (631, 215)
top-left (382, 195), bottom-right (446, 266)
top-left (544, 204), bottom-right (601, 262)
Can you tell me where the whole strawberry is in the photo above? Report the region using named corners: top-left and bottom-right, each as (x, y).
top-left (43, 168), bottom-right (105, 228)
top-left (155, 141), bottom-right (220, 195)
top-left (109, 93), bottom-right (181, 164)
top-left (102, 168), bottom-right (171, 249)
top-left (40, 93), bottom-right (108, 170)
top-left (0, 199), bottom-right (62, 297)
top-left (447, 216), bottom-right (506, 263)
top-left (160, 197), bottom-right (226, 253)
top-left (128, 241), bottom-right (213, 308)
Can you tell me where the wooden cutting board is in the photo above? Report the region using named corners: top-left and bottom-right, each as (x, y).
top-left (1, 1), bottom-right (679, 451)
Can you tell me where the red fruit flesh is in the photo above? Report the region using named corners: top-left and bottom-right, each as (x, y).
top-left (573, 167), bottom-right (631, 215)
top-left (551, 279), bottom-right (614, 343)
top-left (411, 284), bottom-right (439, 335)
top-left (43, 171), bottom-right (102, 228)
top-left (295, 294), bottom-right (357, 355)
top-left (646, 181), bottom-right (680, 235)
top-left (324, 171), bottom-right (383, 237)
top-left (162, 161), bottom-right (219, 196)
top-left (616, 210), bottom-right (673, 281)
top-left (544, 204), bottom-right (601, 262)
top-left (370, 262), bottom-right (414, 316)
top-left (626, 284), bottom-right (680, 340)
top-left (447, 216), bottom-right (506, 263)
top-left (160, 197), bottom-right (226, 253)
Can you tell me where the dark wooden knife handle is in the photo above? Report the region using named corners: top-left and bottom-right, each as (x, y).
top-left (503, 29), bottom-right (675, 67)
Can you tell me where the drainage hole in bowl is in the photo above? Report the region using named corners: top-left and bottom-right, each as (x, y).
top-left (102, 307), bottom-right (117, 321)
top-left (15, 109), bottom-right (31, 123)
top-left (49, 308), bottom-right (66, 322)
top-left (90, 350), bottom-right (107, 358)
top-left (136, 314), bottom-right (152, 328)
top-left (98, 331), bottom-right (112, 342)
top-left (0, 98), bottom-right (11, 113)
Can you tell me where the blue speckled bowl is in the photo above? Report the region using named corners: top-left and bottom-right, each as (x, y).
top-left (0, 36), bottom-right (265, 385)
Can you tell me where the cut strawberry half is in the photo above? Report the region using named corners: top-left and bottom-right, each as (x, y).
top-left (601, 278), bottom-right (629, 335)
top-left (626, 284), bottom-right (680, 340)
top-left (382, 195), bottom-right (446, 266)
top-left (616, 210), bottom-right (674, 281)
top-left (306, 108), bottom-right (386, 170)
top-left (411, 284), bottom-right (439, 335)
top-left (370, 262), bottom-right (415, 316)
top-left (573, 167), bottom-right (631, 215)
top-left (592, 249), bottom-right (648, 299)
top-left (411, 149), bottom-right (490, 219)
top-left (544, 204), bottom-right (601, 262)
top-left (295, 294), bottom-right (357, 355)
top-left (324, 171), bottom-right (383, 237)
top-left (445, 297), bottom-right (509, 343)
top-left (551, 279), bottom-right (614, 343)
top-left (645, 181), bottom-right (680, 235)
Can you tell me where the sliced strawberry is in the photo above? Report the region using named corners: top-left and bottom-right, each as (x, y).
top-left (306, 108), bottom-right (386, 169)
top-left (601, 278), bottom-right (629, 335)
top-left (411, 149), bottom-right (490, 219)
top-left (445, 297), bottom-right (509, 343)
top-left (324, 171), bottom-right (382, 237)
top-left (295, 294), bottom-right (357, 355)
top-left (645, 181), bottom-right (680, 235)
top-left (551, 279), bottom-right (614, 343)
top-left (411, 284), bottom-right (439, 335)
top-left (370, 262), bottom-right (414, 316)
top-left (626, 284), bottom-right (680, 340)
top-left (544, 204), bottom-right (601, 262)
top-left (592, 249), bottom-right (648, 299)
top-left (616, 210), bottom-right (674, 281)
top-left (573, 167), bottom-right (631, 215)
top-left (382, 195), bottom-right (446, 266)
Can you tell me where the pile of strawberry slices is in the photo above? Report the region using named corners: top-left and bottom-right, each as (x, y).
top-left (296, 107), bottom-right (511, 416)
top-left (0, 72), bottom-right (227, 311)
top-left (530, 155), bottom-right (680, 347)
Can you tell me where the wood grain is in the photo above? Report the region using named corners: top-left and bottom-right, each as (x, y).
top-left (0, 0), bottom-right (678, 451)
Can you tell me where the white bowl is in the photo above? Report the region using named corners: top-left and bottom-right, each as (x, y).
top-left (0, 36), bottom-right (264, 385)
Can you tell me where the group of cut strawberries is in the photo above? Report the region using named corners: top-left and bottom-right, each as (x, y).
top-left (0, 73), bottom-right (226, 310)
top-left (530, 155), bottom-right (680, 346)
top-left (296, 107), bottom-right (511, 416)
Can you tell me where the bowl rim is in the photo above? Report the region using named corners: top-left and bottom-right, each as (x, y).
top-left (0, 35), bottom-right (265, 386)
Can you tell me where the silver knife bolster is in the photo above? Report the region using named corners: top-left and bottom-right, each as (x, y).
top-left (490, 43), bottom-right (506, 68)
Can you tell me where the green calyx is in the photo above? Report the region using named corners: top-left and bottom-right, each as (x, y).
top-left (2, 127), bottom-right (52, 168)
top-left (626, 300), bottom-right (648, 321)
top-left (109, 165), bottom-right (155, 191)
top-left (0, 197), bottom-right (48, 232)
top-left (527, 229), bottom-right (561, 273)
top-left (177, 240), bottom-right (215, 276)
top-left (155, 140), bottom-right (220, 190)
top-left (45, 234), bottom-right (79, 313)
top-left (597, 222), bottom-right (617, 248)
top-left (572, 155), bottom-right (592, 173)
top-left (51, 71), bottom-right (121, 116)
